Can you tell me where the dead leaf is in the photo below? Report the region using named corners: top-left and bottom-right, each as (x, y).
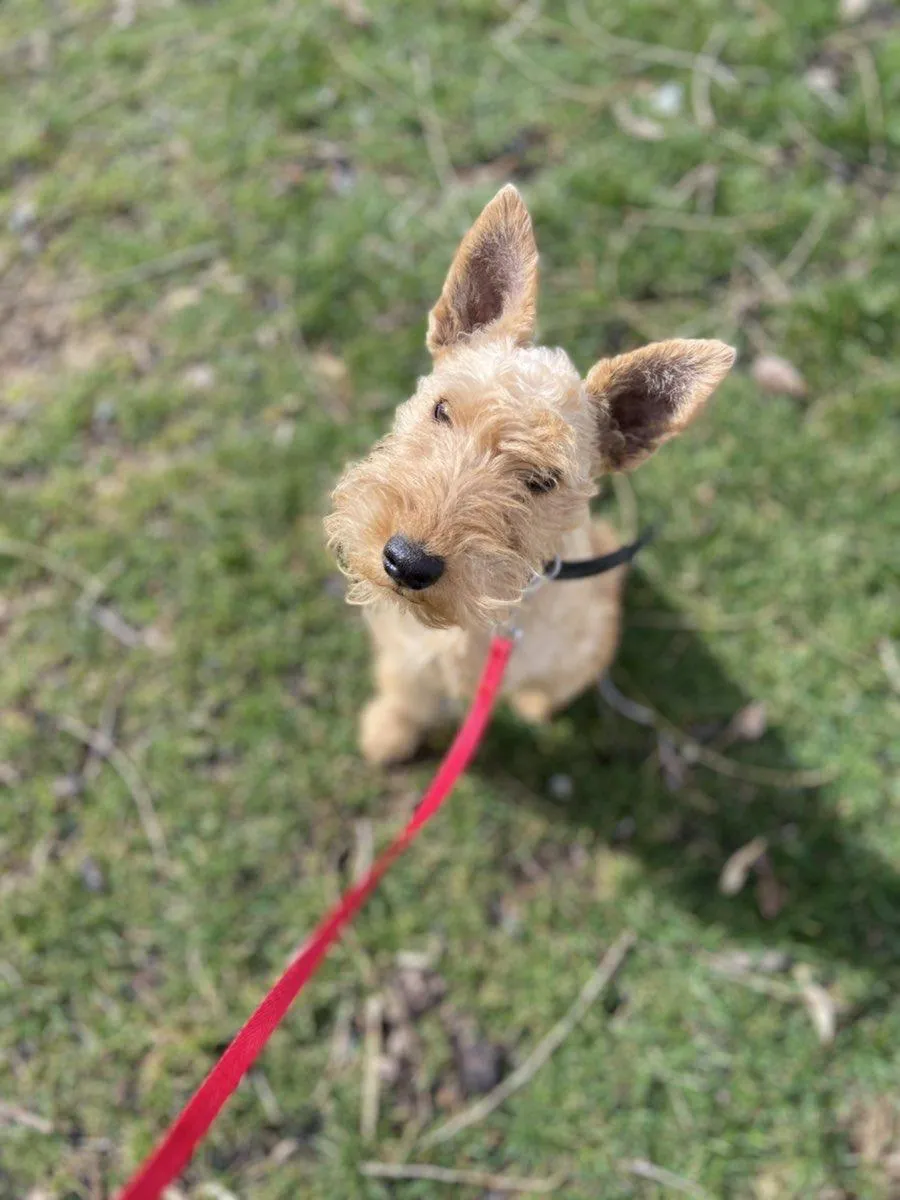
top-left (446, 1017), bottom-right (505, 1097)
top-left (395, 966), bottom-right (446, 1019)
top-left (752, 355), bottom-right (808, 397)
top-left (727, 702), bottom-right (768, 743)
top-left (112, 0), bottom-right (137, 28)
top-left (611, 98), bottom-right (665, 141)
top-left (711, 948), bottom-right (793, 977)
top-left (801, 981), bottom-right (837, 1044)
top-left (62, 330), bottom-right (115, 371)
top-left (658, 734), bottom-right (687, 791)
top-left (182, 364), bottom-right (215, 392)
top-left (719, 836), bottom-right (768, 895)
top-left (848, 1095), bottom-right (900, 1181)
top-left (840, 0), bottom-right (872, 19)
top-left (0, 762), bottom-right (21, 787)
top-left (548, 773), bottom-right (573, 800)
top-left (757, 949), bottom-right (793, 974)
top-left (331, 0), bottom-right (372, 27)
top-left (164, 285), bottom-right (202, 313)
top-left (124, 336), bottom-right (156, 373)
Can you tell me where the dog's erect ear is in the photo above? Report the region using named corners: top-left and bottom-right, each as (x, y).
top-left (586, 339), bottom-right (735, 471)
top-left (426, 185), bottom-right (538, 358)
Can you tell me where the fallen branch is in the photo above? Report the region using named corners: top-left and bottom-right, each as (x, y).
top-left (360, 994), bottom-right (383, 1142)
top-left (0, 1100), bottom-right (54, 1134)
top-left (419, 931), bottom-right (636, 1148)
top-left (360, 1162), bottom-right (565, 1193)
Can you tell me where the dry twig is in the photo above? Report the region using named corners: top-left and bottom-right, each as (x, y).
top-left (611, 473), bottom-right (640, 543)
top-left (492, 37), bottom-right (621, 106)
top-left (52, 713), bottom-right (170, 870)
top-left (564, 1), bottom-right (736, 86)
top-left (691, 24), bottom-right (728, 130)
top-left (1, 242), bottom-right (219, 308)
top-left (626, 208), bottom-right (779, 233)
top-left (360, 1161), bottom-right (566, 1193)
top-left (623, 1158), bottom-right (711, 1198)
top-left (0, 1100), bottom-right (54, 1134)
top-left (609, 674), bottom-right (838, 789)
top-left (360, 994), bottom-right (383, 1142)
top-left (412, 52), bottom-right (457, 193)
top-left (420, 932), bottom-right (636, 1148)
top-left (878, 639), bottom-right (900, 693)
top-left (0, 537), bottom-right (144, 648)
top-left (853, 46), bottom-right (886, 167)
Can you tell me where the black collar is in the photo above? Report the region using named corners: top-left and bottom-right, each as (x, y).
top-left (545, 525), bottom-right (656, 581)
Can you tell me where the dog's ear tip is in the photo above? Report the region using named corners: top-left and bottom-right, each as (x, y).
top-left (688, 338), bottom-right (737, 367)
top-left (490, 183), bottom-right (529, 213)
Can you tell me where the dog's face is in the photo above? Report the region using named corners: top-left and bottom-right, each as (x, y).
top-left (326, 186), bottom-right (734, 631)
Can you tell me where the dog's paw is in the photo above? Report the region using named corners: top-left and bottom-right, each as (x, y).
top-left (509, 688), bottom-right (554, 725)
top-left (359, 698), bottom-right (423, 766)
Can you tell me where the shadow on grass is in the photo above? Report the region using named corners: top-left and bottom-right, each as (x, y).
top-left (474, 570), bottom-right (900, 980)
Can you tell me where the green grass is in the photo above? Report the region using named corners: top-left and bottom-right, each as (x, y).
top-left (1, 1), bottom-right (899, 1196)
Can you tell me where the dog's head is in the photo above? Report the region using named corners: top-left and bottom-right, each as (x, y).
top-left (326, 186), bottom-right (734, 630)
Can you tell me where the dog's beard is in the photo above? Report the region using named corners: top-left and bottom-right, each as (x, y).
top-left (335, 543), bottom-right (538, 632)
top-left (325, 440), bottom-right (588, 631)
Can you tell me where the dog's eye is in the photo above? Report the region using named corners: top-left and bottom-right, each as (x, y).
top-left (525, 471), bottom-right (559, 495)
top-left (433, 400), bottom-right (451, 425)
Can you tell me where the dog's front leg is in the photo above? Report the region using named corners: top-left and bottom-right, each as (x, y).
top-left (359, 635), bottom-right (446, 766)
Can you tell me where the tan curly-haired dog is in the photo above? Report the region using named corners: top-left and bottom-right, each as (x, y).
top-left (326, 186), bottom-right (734, 765)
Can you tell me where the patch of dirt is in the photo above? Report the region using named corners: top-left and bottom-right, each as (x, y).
top-left (0, 262), bottom-right (116, 403)
top-left (847, 1095), bottom-right (900, 1182)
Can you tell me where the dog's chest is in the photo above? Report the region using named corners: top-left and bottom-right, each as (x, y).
top-left (367, 579), bottom-right (616, 701)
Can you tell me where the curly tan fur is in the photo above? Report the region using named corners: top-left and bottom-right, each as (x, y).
top-left (326, 186), bottom-right (735, 765)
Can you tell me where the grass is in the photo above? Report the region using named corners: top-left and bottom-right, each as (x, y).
top-left (1, 0), bottom-right (899, 1196)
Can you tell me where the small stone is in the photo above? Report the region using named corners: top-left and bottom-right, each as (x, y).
top-left (396, 967), bottom-right (446, 1018)
top-left (651, 81), bottom-right (684, 117)
top-left (80, 856), bottom-right (106, 893)
top-left (20, 231), bottom-right (42, 257)
top-left (52, 775), bottom-right (84, 801)
top-left (548, 773), bottom-right (573, 800)
top-left (273, 420), bottom-right (295, 446)
top-left (840, 0), bottom-right (871, 18)
top-left (719, 836), bottom-right (768, 896)
top-left (752, 354), bottom-right (808, 398)
top-left (452, 1029), bottom-right (505, 1097)
top-left (728, 701), bottom-right (768, 743)
top-left (164, 285), bottom-right (202, 313)
top-left (758, 949), bottom-right (793, 974)
top-left (8, 201), bottom-right (37, 235)
top-left (611, 816), bottom-right (636, 844)
top-left (93, 399), bottom-right (118, 425)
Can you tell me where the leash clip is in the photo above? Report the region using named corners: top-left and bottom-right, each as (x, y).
top-left (493, 563), bottom-right (553, 642)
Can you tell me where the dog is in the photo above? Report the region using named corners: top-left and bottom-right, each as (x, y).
top-left (326, 186), bottom-right (735, 765)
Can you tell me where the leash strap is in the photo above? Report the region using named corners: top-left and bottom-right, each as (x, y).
top-left (117, 635), bottom-right (516, 1200)
top-left (546, 524), bottom-right (656, 582)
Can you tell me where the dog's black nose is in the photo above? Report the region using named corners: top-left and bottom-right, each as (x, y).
top-left (382, 535), bottom-right (445, 590)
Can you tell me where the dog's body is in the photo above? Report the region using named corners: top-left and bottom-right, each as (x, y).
top-left (327, 187), bottom-right (734, 765)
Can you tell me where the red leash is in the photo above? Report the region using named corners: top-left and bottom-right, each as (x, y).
top-left (117, 634), bottom-right (515, 1200)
